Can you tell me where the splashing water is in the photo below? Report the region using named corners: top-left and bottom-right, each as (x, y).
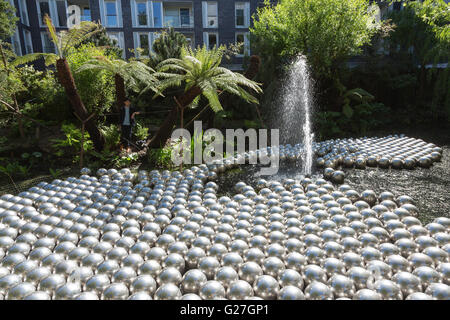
top-left (278, 55), bottom-right (315, 175)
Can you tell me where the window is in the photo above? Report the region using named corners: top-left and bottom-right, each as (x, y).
top-left (107, 32), bottom-right (125, 58)
top-left (139, 33), bottom-right (150, 56)
top-left (11, 30), bottom-right (22, 56)
top-left (164, 7), bottom-right (191, 27)
top-left (235, 2), bottom-right (250, 28)
top-left (185, 36), bottom-right (193, 48)
top-left (134, 32), bottom-right (153, 57)
top-left (105, 1), bottom-right (118, 26)
top-left (19, 0), bottom-right (29, 26)
top-left (38, 1), bottom-right (51, 26)
top-left (203, 32), bottom-right (218, 50)
top-left (202, 2), bottom-right (218, 28)
top-left (56, 0), bottom-right (67, 27)
top-left (136, 1), bottom-right (148, 26)
top-left (41, 32), bottom-right (56, 54)
top-left (235, 32), bottom-right (249, 56)
top-left (153, 2), bottom-right (162, 27)
top-left (82, 7), bottom-right (91, 21)
top-left (180, 8), bottom-right (190, 27)
top-left (164, 8), bottom-right (178, 27)
top-left (23, 30), bottom-right (33, 54)
top-left (38, 0), bottom-right (62, 27)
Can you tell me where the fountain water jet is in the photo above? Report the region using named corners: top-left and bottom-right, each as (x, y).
top-left (278, 55), bottom-right (315, 175)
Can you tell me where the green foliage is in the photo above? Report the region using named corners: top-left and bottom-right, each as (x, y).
top-left (51, 123), bottom-right (93, 158)
top-left (153, 45), bottom-right (263, 112)
top-left (148, 28), bottom-right (188, 68)
top-left (0, 0), bottom-right (18, 40)
top-left (251, 0), bottom-right (379, 78)
top-left (315, 93), bottom-right (390, 140)
top-left (12, 17), bottom-right (101, 67)
top-left (49, 168), bottom-right (64, 178)
top-left (387, 0), bottom-right (449, 66)
top-left (76, 55), bottom-right (158, 97)
top-left (113, 153), bottom-right (139, 168)
top-left (67, 44), bottom-right (116, 115)
top-left (148, 146), bottom-right (175, 169)
top-left (135, 121), bottom-right (149, 141)
top-left (100, 123), bottom-right (121, 151)
top-left (14, 65), bottom-right (67, 123)
top-left (78, 25), bottom-right (123, 58)
top-left (21, 151), bottom-right (43, 168)
top-left (385, 0), bottom-right (450, 122)
top-left (0, 158), bottom-right (30, 178)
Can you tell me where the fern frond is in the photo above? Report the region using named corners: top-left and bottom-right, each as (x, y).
top-left (11, 53), bottom-right (56, 67)
top-left (44, 15), bottom-right (61, 57)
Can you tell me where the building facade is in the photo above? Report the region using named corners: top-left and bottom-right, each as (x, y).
top-left (7, 0), bottom-right (272, 65)
top-left (7, 1), bottom-right (437, 63)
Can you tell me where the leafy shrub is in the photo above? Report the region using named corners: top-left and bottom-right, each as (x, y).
top-left (15, 65), bottom-right (68, 123)
top-left (51, 123), bottom-right (93, 158)
top-left (67, 44), bottom-right (116, 117)
top-left (135, 121), bottom-right (149, 141)
top-left (100, 123), bottom-right (121, 151)
top-left (148, 147), bottom-right (174, 169)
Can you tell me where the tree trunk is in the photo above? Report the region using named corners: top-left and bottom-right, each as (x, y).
top-left (141, 56), bottom-right (262, 156)
top-left (244, 55), bottom-right (261, 80)
top-left (56, 58), bottom-right (105, 151)
top-left (140, 86), bottom-right (201, 154)
top-left (115, 73), bottom-right (125, 113)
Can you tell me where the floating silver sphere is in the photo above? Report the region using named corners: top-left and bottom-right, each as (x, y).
top-left (239, 262), bottom-right (263, 284)
top-left (328, 274), bottom-right (355, 298)
top-left (405, 292), bottom-right (433, 300)
top-left (424, 283), bottom-right (450, 300)
top-left (38, 274), bottom-right (65, 295)
top-left (278, 269), bottom-right (304, 289)
top-left (127, 292), bottom-right (153, 300)
top-left (392, 272), bottom-right (422, 296)
top-left (353, 289), bottom-right (382, 300)
top-left (23, 291), bottom-right (52, 300)
top-left (253, 275), bottom-right (280, 300)
top-left (278, 285), bottom-right (305, 300)
top-left (227, 280), bottom-right (254, 300)
top-left (413, 266), bottom-right (442, 288)
top-left (182, 269), bottom-right (207, 294)
top-left (198, 256), bottom-right (221, 280)
top-left (303, 265), bottom-right (327, 285)
top-left (215, 266), bottom-right (239, 288)
top-left (200, 280), bottom-right (226, 300)
top-left (102, 283), bottom-right (129, 300)
top-left (131, 275), bottom-right (157, 294)
top-left (181, 293), bottom-right (202, 300)
top-left (304, 281), bottom-right (333, 300)
top-left (54, 282), bottom-right (82, 300)
top-left (373, 279), bottom-right (403, 300)
top-left (6, 282), bottom-right (36, 300)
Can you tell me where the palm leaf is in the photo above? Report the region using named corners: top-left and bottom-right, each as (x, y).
top-left (61, 21), bottom-right (101, 56)
top-left (10, 53), bottom-right (56, 67)
top-left (43, 15), bottom-right (61, 57)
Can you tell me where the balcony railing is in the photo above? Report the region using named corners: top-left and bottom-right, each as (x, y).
top-left (163, 15), bottom-right (194, 28)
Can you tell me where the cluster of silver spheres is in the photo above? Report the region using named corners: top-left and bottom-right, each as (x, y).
top-left (0, 162), bottom-right (449, 300)
top-left (313, 135), bottom-right (443, 184)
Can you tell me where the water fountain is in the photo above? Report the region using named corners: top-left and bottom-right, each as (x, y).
top-left (278, 55), bottom-right (315, 175)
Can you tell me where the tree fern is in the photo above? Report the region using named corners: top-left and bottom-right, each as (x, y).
top-left (148, 45), bottom-right (262, 112)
